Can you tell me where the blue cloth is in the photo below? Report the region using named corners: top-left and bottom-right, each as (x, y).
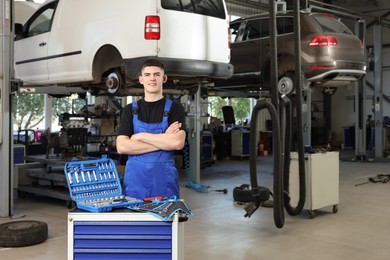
top-left (123, 98), bottom-right (179, 199)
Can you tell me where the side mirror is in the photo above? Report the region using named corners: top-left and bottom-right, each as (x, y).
top-left (15, 23), bottom-right (23, 34)
top-left (14, 23), bottom-right (24, 39)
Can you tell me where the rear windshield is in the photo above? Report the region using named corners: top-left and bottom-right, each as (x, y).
top-left (310, 14), bottom-right (353, 35)
top-left (162, 0), bottom-right (226, 19)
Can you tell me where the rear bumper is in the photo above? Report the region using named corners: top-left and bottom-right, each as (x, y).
top-left (307, 69), bottom-right (366, 85)
top-left (124, 57), bottom-right (234, 82)
top-left (306, 60), bottom-right (366, 84)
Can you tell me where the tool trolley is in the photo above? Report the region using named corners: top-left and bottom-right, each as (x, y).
top-left (65, 155), bottom-right (185, 259)
top-left (68, 211), bottom-right (184, 260)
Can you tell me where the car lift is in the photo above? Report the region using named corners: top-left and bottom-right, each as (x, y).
top-left (0, 0), bottom-right (223, 219)
top-left (0, 0), bottom-right (13, 218)
top-left (243, 0), bottom-right (368, 228)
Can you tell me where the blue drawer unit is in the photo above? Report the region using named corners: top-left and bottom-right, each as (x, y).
top-left (68, 212), bottom-right (184, 260)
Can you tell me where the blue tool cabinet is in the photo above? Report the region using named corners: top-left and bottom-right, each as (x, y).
top-left (68, 211), bottom-right (184, 259)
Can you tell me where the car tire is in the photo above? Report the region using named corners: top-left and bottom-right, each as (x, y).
top-left (233, 184), bottom-right (270, 203)
top-left (0, 220), bottom-right (48, 247)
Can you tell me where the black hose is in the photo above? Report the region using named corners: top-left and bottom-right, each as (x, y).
top-left (289, 0), bottom-right (306, 216)
top-left (280, 96), bottom-right (304, 215)
top-left (279, 96), bottom-right (291, 204)
top-left (246, 99), bottom-right (284, 229)
top-left (290, 93), bottom-right (306, 215)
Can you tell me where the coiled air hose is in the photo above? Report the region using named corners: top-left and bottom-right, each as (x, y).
top-left (244, 99), bottom-right (284, 229)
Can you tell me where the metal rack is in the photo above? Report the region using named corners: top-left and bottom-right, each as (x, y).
top-left (16, 155), bottom-right (92, 206)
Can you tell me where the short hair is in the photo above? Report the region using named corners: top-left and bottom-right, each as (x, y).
top-left (141, 59), bottom-right (165, 73)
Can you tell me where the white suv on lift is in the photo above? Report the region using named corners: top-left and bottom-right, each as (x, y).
top-left (14, 0), bottom-right (233, 95)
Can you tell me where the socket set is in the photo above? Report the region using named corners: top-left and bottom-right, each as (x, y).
top-left (64, 155), bottom-right (143, 212)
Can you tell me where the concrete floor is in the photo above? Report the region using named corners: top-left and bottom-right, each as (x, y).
top-left (1, 151), bottom-right (390, 260)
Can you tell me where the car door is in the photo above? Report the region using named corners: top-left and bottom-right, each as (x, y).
top-left (14, 2), bottom-right (57, 84)
top-left (231, 17), bottom-right (270, 74)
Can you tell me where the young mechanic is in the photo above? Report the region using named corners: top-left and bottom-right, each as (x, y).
top-left (116, 59), bottom-right (186, 199)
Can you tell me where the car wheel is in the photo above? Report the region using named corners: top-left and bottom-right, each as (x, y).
top-left (0, 220), bottom-right (48, 247)
top-left (277, 72), bottom-right (295, 96)
top-left (106, 70), bottom-right (122, 94)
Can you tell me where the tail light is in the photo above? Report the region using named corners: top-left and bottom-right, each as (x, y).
top-left (308, 35), bottom-right (338, 47)
top-left (321, 13), bottom-right (337, 19)
top-left (311, 65), bottom-right (334, 69)
top-left (145, 16), bottom-right (160, 40)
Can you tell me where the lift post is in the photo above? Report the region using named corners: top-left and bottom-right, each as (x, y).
top-left (0, 0), bottom-right (13, 218)
top-left (354, 19), bottom-right (367, 160)
top-left (373, 23), bottom-right (383, 159)
top-left (187, 83), bottom-right (201, 185)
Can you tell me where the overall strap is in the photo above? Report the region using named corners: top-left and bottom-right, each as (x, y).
top-left (163, 98), bottom-right (172, 125)
top-left (132, 101), bottom-right (139, 122)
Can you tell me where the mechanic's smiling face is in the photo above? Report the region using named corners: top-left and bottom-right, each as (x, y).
top-left (139, 66), bottom-right (167, 100)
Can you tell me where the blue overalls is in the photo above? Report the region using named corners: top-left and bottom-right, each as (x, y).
top-left (123, 98), bottom-right (180, 199)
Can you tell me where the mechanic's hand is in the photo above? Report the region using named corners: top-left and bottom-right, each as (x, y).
top-left (166, 121), bottom-right (182, 134)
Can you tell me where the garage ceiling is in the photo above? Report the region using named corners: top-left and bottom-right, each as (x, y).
top-left (225, 0), bottom-right (268, 16)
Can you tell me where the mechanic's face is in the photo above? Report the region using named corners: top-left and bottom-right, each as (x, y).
top-left (139, 66), bottom-right (167, 95)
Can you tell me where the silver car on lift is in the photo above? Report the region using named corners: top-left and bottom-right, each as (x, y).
top-left (217, 10), bottom-right (366, 95)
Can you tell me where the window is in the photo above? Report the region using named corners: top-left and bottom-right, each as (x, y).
top-left (230, 20), bottom-right (241, 43)
top-left (277, 17), bottom-right (293, 35)
top-left (208, 97), bottom-right (251, 125)
top-left (243, 18), bottom-right (269, 41)
top-left (26, 1), bottom-right (57, 37)
top-left (162, 0), bottom-right (226, 19)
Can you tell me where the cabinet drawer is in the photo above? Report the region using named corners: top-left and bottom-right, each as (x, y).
top-left (73, 221), bottom-right (173, 259)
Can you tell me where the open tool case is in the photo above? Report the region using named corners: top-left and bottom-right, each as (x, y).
top-left (64, 155), bottom-right (143, 212)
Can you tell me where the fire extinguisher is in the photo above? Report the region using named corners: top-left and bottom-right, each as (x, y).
top-left (258, 139), bottom-right (264, 156)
